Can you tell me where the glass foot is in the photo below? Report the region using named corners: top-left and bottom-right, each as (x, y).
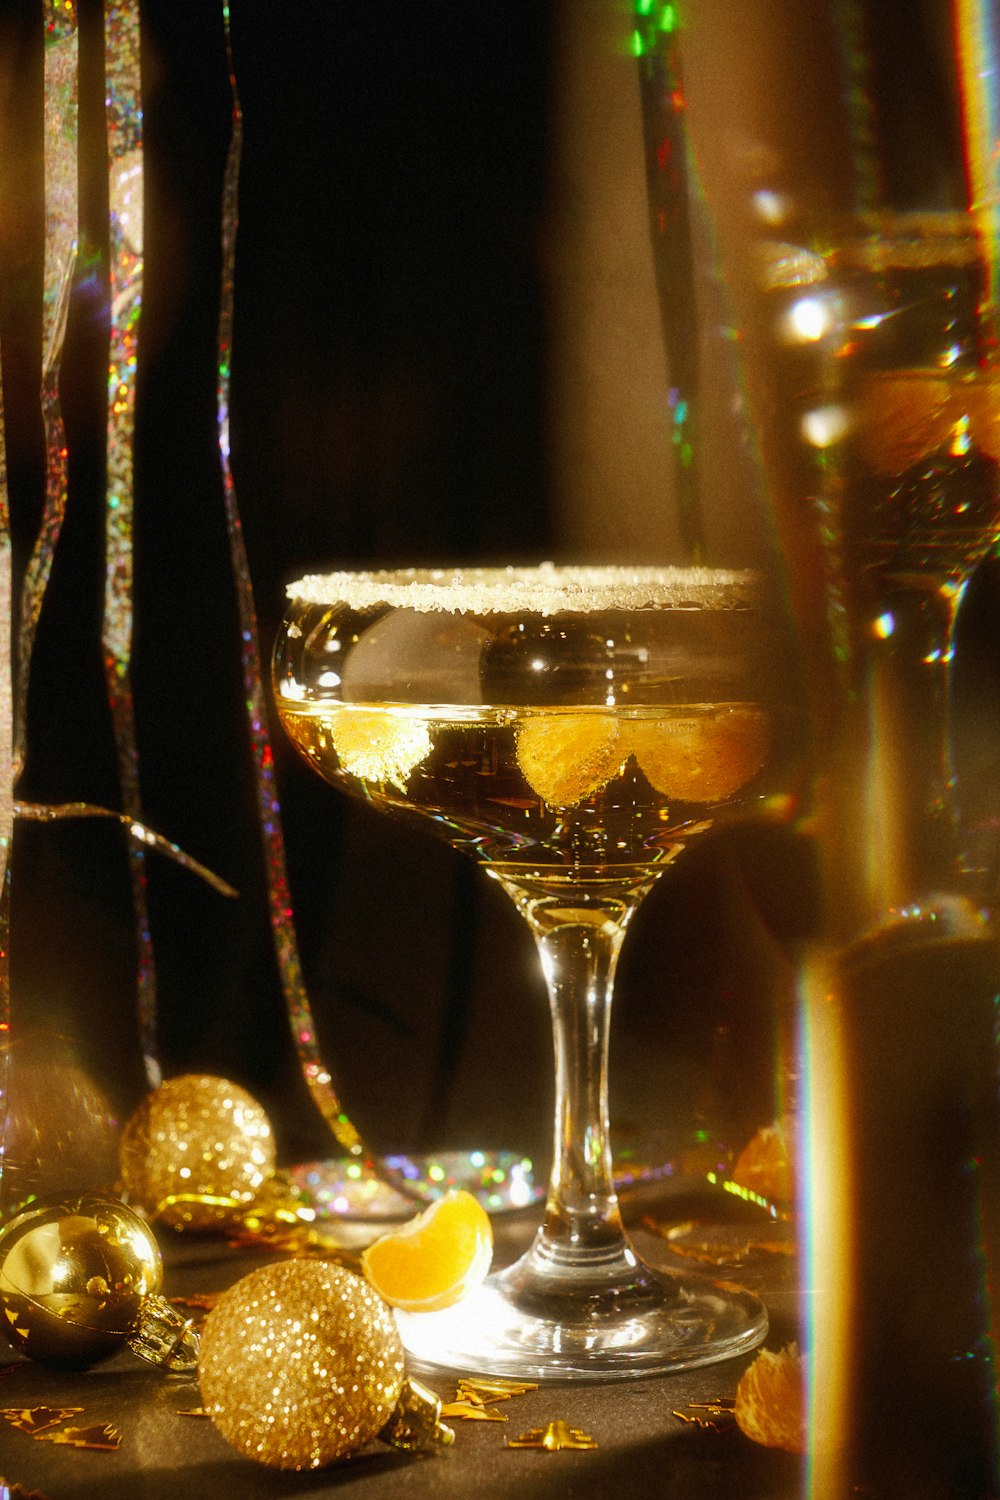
top-left (395, 1260), bottom-right (768, 1382)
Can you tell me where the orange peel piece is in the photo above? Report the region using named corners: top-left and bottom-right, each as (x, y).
top-left (516, 714), bottom-right (623, 806)
top-left (731, 1115), bottom-right (797, 1206)
top-left (360, 1189), bottom-right (493, 1313)
top-left (734, 1343), bottom-right (807, 1452)
top-left (631, 707), bottom-right (770, 803)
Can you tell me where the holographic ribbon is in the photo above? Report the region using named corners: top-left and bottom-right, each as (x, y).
top-left (633, 1), bottom-right (705, 561)
top-left (12, 803), bottom-right (237, 898)
top-left (1, 4), bottom-right (78, 1207)
top-left (215, 8), bottom-right (364, 1160)
top-left (0, 311), bottom-right (11, 1173)
top-left (102, 0), bottom-right (159, 1087)
top-left (955, 0), bottom-right (1000, 331)
top-left (16, 3), bottom-right (78, 785)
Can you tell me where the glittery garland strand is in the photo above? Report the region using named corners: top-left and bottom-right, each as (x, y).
top-left (0, 331), bottom-right (12, 1198)
top-left (215, 7), bottom-right (364, 1160)
top-left (102, 0), bottom-right (160, 1088)
top-left (0, 3), bottom-right (77, 1212)
top-left (14, 3), bottom-right (79, 785)
top-left (13, 802), bottom-right (238, 898)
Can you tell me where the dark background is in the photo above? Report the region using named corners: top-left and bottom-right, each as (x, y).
top-left (4, 0), bottom-right (990, 1180)
top-left (0, 0), bottom-right (788, 1176)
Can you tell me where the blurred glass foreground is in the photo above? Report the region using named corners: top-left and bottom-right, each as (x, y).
top-left (632, 1), bottom-right (1000, 1493)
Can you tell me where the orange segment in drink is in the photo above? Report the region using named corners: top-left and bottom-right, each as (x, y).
top-left (516, 713), bottom-right (623, 806)
top-left (853, 371), bottom-right (953, 474)
top-left (631, 707), bottom-right (770, 803)
top-left (328, 707), bottom-right (432, 791)
top-left (360, 1189), bottom-right (493, 1313)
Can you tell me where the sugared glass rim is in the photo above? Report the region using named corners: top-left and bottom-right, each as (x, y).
top-left (285, 563), bottom-right (760, 615)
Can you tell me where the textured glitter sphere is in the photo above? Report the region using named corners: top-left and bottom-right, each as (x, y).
top-left (119, 1074), bottom-right (275, 1230)
top-left (198, 1261), bottom-right (406, 1469)
top-left (0, 1193), bottom-right (162, 1367)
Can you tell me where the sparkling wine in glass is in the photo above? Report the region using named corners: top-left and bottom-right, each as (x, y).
top-left (274, 563), bottom-right (795, 1380)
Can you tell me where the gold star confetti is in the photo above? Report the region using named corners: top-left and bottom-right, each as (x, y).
top-left (673, 1400), bottom-right (737, 1433)
top-left (41, 1423), bottom-right (121, 1451)
top-left (0, 1478), bottom-right (52, 1499)
top-left (507, 1419), bottom-right (597, 1451)
top-left (441, 1400), bottom-right (508, 1422)
top-left (457, 1377), bottom-right (538, 1398)
top-left (0, 1408), bottom-right (84, 1436)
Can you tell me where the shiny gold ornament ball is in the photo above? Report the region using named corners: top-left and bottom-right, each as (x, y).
top-left (198, 1260), bottom-right (406, 1470)
top-left (119, 1074), bottom-right (276, 1231)
top-left (0, 1193), bottom-right (162, 1367)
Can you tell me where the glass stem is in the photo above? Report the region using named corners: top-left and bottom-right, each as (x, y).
top-left (491, 871), bottom-right (656, 1307)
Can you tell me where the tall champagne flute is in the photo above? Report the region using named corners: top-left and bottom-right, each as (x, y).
top-left (652, 6), bottom-right (1000, 1484)
top-left (274, 563), bottom-right (795, 1380)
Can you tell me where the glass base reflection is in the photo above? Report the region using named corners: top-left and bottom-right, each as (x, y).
top-left (396, 1255), bottom-right (767, 1383)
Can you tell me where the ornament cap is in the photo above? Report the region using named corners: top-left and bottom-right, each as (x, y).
top-left (127, 1293), bottom-right (200, 1373)
top-left (379, 1377), bottom-right (455, 1452)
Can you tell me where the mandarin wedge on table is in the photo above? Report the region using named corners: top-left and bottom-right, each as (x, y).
top-left (734, 1344), bottom-right (807, 1452)
top-left (515, 712), bottom-right (623, 806)
top-left (631, 706), bottom-right (770, 803)
top-left (360, 1189), bottom-right (493, 1313)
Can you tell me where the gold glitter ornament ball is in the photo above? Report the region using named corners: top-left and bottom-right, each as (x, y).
top-left (198, 1260), bottom-right (407, 1470)
top-left (119, 1074), bottom-right (275, 1230)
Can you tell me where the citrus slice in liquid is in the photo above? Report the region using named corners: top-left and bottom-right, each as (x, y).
top-left (853, 371), bottom-right (952, 474)
top-left (360, 1189), bottom-right (493, 1313)
top-left (631, 707), bottom-right (770, 803)
top-left (330, 707), bottom-right (432, 791)
top-left (516, 713), bottom-right (623, 806)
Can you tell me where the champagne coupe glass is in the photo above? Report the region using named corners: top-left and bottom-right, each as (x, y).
top-left (274, 562), bottom-right (792, 1381)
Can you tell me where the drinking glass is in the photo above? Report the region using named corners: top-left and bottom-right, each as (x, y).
top-left (653, 5), bottom-right (1000, 1485)
top-left (274, 563), bottom-right (794, 1380)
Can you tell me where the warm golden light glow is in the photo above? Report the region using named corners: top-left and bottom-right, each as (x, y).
top-left (799, 956), bottom-right (853, 1495)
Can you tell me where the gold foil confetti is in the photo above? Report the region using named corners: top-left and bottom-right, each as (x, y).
top-left (673, 1400), bottom-right (737, 1433)
top-left (457, 1377), bottom-right (538, 1397)
top-left (0, 1409), bottom-right (84, 1436)
top-left (507, 1420), bottom-right (597, 1451)
top-left (41, 1423), bottom-right (121, 1451)
top-left (0, 1478), bottom-right (52, 1499)
top-left (450, 1387), bottom-right (488, 1407)
top-left (516, 714), bottom-right (623, 806)
top-left (440, 1400), bottom-right (507, 1422)
top-left (176, 1408), bottom-right (209, 1418)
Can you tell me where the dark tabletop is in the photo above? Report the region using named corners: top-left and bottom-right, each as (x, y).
top-left (0, 1180), bottom-right (807, 1500)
